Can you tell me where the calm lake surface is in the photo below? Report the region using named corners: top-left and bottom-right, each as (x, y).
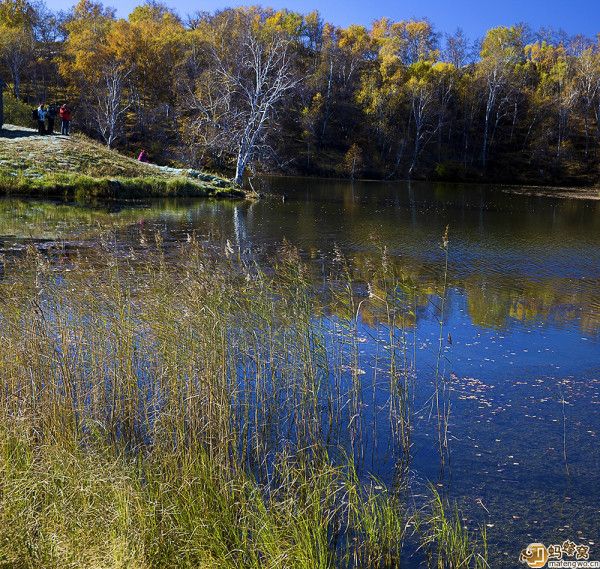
top-left (2, 178), bottom-right (599, 566)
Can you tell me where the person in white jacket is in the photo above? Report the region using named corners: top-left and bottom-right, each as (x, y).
top-left (37, 104), bottom-right (46, 134)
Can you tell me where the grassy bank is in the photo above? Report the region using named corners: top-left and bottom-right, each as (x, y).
top-left (0, 125), bottom-right (247, 199)
top-left (0, 240), bottom-right (487, 568)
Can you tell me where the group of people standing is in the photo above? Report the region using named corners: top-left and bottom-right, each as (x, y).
top-left (32, 103), bottom-right (149, 162)
top-left (35, 103), bottom-right (72, 136)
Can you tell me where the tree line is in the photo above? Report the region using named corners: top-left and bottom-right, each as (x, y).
top-left (1, 0), bottom-right (600, 185)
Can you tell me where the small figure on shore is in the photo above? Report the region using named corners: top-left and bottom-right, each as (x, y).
top-left (59, 103), bottom-right (72, 136)
top-left (137, 149), bottom-right (149, 163)
top-left (46, 104), bottom-right (57, 135)
top-left (36, 104), bottom-right (46, 134)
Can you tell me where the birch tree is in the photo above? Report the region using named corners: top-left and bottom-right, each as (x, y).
top-left (189, 27), bottom-right (299, 185)
top-left (94, 62), bottom-right (132, 148)
top-left (406, 62), bottom-right (436, 177)
top-left (477, 26), bottom-right (524, 167)
top-left (575, 46), bottom-right (599, 153)
top-left (231, 33), bottom-right (299, 185)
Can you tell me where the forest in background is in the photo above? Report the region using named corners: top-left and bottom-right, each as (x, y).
top-left (1, 0), bottom-right (600, 185)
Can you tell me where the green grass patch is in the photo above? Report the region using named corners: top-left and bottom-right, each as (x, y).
top-left (0, 170), bottom-right (244, 199)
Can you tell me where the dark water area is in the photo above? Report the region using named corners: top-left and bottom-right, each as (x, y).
top-left (1, 178), bottom-right (599, 566)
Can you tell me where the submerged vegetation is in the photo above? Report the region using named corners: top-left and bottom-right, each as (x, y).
top-left (0, 236), bottom-right (488, 568)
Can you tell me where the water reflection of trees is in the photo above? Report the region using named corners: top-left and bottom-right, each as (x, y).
top-left (464, 274), bottom-right (600, 333)
top-left (334, 253), bottom-right (600, 335)
top-left (2, 196), bottom-right (599, 335)
top-left (0, 199), bottom-right (201, 240)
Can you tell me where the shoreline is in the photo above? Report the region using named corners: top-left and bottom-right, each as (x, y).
top-left (256, 172), bottom-right (600, 200)
top-left (0, 171), bottom-right (248, 200)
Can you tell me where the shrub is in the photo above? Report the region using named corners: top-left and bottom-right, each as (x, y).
top-left (434, 161), bottom-right (470, 182)
top-left (3, 92), bottom-right (34, 128)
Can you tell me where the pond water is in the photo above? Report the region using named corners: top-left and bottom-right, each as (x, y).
top-left (1, 178), bottom-right (599, 566)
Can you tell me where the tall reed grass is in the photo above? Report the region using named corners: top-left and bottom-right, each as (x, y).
top-left (0, 235), bottom-right (487, 568)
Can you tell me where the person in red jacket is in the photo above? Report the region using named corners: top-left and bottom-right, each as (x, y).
top-left (59, 104), bottom-right (72, 136)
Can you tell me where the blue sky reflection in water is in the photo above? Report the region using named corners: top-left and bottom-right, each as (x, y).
top-left (1, 179), bottom-right (599, 566)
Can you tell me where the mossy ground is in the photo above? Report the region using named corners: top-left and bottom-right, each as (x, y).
top-left (0, 124), bottom-right (247, 199)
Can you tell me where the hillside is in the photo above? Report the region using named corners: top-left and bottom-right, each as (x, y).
top-left (0, 125), bottom-right (247, 199)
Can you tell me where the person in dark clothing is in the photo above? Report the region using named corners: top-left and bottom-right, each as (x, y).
top-left (36, 104), bottom-right (46, 134)
top-left (46, 104), bottom-right (57, 134)
top-left (59, 104), bottom-right (72, 135)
